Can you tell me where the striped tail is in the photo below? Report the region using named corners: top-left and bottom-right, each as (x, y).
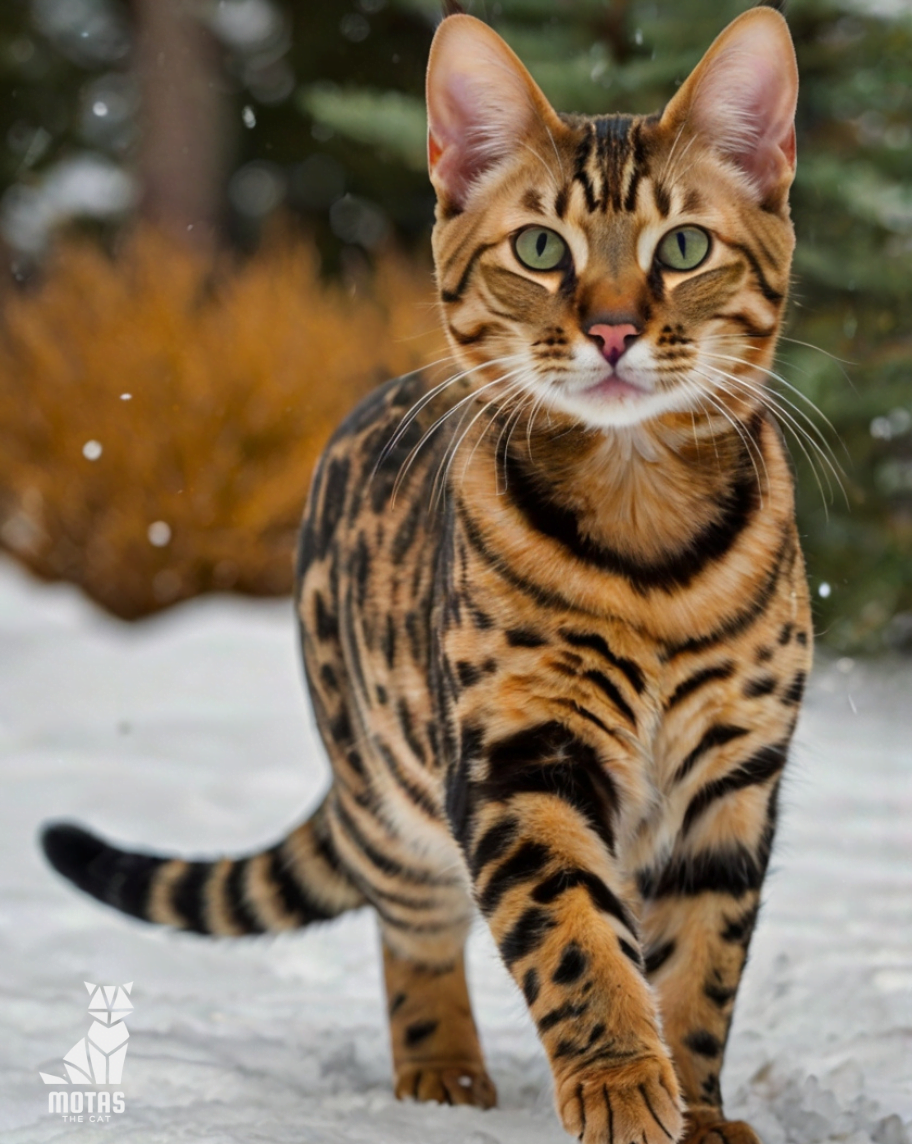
top-left (40, 798), bottom-right (365, 935)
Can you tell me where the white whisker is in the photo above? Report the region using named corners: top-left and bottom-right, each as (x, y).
top-left (699, 348), bottom-right (846, 459)
top-left (689, 370), bottom-right (769, 500)
top-left (424, 369), bottom-right (531, 508)
top-left (698, 357), bottom-right (846, 481)
top-left (374, 353), bottom-right (524, 481)
top-left (696, 364), bottom-right (846, 513)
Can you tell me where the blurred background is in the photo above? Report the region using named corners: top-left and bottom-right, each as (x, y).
top-left (0, 0), bottom-right (908, 652)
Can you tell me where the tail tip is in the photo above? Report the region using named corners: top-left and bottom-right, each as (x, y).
top-left (41, 821), bottom-right (110, 895)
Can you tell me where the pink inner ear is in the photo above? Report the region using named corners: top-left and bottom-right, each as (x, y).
top-left (426, 17), bottom-right (558, 209)
top-left (428, 73), bottom-right (492, 202)
top-left (677, 13), bottom-right (798, 199)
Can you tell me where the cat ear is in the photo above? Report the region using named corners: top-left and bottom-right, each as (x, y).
top-left (426, 14), bottom-right (562, 209)
top-left (661, 8), bottom-right (798, 201)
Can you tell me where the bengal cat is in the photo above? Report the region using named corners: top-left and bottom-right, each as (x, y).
top-left (42, 10), bottom-right (812, 1143)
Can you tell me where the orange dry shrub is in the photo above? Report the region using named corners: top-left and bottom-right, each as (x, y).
top-left (0, 229), bottom-right (445, 618)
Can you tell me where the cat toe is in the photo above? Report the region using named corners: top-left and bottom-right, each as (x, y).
top-left (394, 1062), bottom-right (497, 1109)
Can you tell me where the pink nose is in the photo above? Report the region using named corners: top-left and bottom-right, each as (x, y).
top-left (587, 323), bottom-right (639, 367)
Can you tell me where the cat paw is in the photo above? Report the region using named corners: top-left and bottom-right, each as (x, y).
top-left (557, 1056), bottom-right (684, 1144)
top-left (394, 1062), bottom-right (497, 1109)
top-left (683, 1113), bottom-right (762, 1144)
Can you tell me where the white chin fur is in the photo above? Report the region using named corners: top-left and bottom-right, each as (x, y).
top-left (537, 374), bottom-right (700, 430)
top-left (533, 344), bottom-right (700, 430)
top-left (542, 386), bottom-right (688, 429)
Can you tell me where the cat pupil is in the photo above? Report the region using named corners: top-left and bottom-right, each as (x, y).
top-left (677, 231), bottom-right (687, 258)
top-left (536, 232), bottom-right (547, 257)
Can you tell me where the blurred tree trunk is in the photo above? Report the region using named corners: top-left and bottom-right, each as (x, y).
top-left (603, 0), bottom-right (632, 61)
top-left (132, 0), bottom-right (228, 245)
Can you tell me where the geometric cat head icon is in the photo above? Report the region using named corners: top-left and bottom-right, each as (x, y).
top-left (84, 982), bottom-right (133, 1026)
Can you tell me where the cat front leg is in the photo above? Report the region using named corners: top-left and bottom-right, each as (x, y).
top-left (640, 767), bottom-right (785, 1144)
top-left (449, 719), bottom-right (686, 1144)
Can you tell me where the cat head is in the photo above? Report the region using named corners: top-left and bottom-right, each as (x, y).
top-left (426, 10), bottom-right (798, 431)
top-left (84, 981), bottom-right (133, 1026)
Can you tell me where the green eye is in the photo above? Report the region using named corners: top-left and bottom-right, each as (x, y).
top-left (656, 226), bottom-right (711, 271)
top-left (513, 226), bottom-right (570, 272)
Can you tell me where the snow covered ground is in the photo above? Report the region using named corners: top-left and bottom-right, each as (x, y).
top-left (0, 555), bottom-right (909, 1144)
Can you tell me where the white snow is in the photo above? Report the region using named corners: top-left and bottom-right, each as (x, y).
top-left (0, 555), bottom-right (909, 1142)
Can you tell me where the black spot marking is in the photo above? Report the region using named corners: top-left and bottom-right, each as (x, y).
top-left (781, 671), bottom-right (807, 706)
top-left (644, 940), bottom-right (675, 975)
top-left (674, 724), bottom-right (750, 784)
top-left (499, 906), bottom-right (557, 966)
top-left (470, 816), bottom-right (519, 879)
top-left (314, 592), bottom-right (338, 642)
top-left (382, 614), bottom-right (396, 669)
top-left (533, 867), bottom-right (636, 935)
top-left (391, 496), bottom-right (424, 563)
top-left (404, 610), bottom-right (422, 663)
top-left (638, 846), bottom-right (767, 900)
top-left (456, 660), bottom-right (482, 688)
top-left (506, 628), bottom-right (547, 648)
top-left (619, 938), bottom-right (641, 966)
top-left (445, 722), bottom-right (484, 847)
top-left (522, 967), bottom-right (540, 1006)
top-left (352, 532), bottom-right (371, 610)
top-left (583, 669), bottom-right (637, 727)
top-left (721, 903), bottom-right (759, 945)
top-left (480, 841), bottom-right (551, 915)
top-left (470, 605), bottom-right (494, 629)
top-left (682, 741), bottom-right (788, 835)
top-left (404, 1019), bottom-right (438, 1047)
top-left (560, 630), bottom-right (645, 694)
top-left (396, 700), bottom-right (428, 765)
top-left (666, 662), bottom-right (735, 710)
top-left (345, 748), bottom-right (365, 778)
top-left (744, 675), bottom-right (777, 698)
top-left (684, 1030), bottom-right (722, 1058)
top-left (314, 456), bottom-right (350, 560)
top-left (521, 187), bottom-right (544, 213)
top-left (552, 943), bottom-right (588, 985)
top-left (329, 706), bottom-right (354, 747)
top-left (538, 1000), bottom-right (589, 1032)
top-left (704, 980), bottom-right (736, 1007)
top-left (702, 1073), bottom-right (722, 1106)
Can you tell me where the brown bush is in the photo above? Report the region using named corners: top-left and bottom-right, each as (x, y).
top-left (0, 229), bottom-right (445, 618)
